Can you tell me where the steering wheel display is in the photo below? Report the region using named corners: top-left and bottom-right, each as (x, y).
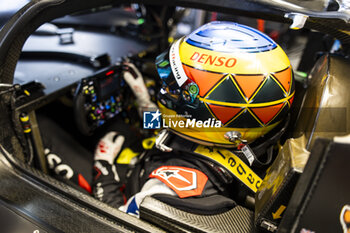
top-left (73, 65), bottom-right (127, 135)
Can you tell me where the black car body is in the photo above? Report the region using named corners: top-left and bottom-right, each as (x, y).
top-left (0, 0), bottom-right (350, 232)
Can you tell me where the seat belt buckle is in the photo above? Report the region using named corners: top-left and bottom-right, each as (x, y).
top-left (225, 131), bottom-right (256, 166)
top-left (155, 129), bottom-right (173, 152)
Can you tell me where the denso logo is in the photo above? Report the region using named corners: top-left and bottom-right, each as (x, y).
top-left (190, 52), bottom-right (237, 68)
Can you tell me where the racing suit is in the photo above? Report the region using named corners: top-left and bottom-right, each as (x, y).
top-left (92, 132), bottom-right (239, 217)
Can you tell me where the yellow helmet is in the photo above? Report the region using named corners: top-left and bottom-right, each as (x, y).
top-left (155, 21), bottom-right (294, 148)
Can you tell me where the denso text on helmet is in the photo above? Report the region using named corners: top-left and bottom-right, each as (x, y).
top-left (190, 52), bottom-right (236, 68)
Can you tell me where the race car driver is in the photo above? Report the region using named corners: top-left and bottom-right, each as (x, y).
top-left (92, 21), bottom-right (295, 217)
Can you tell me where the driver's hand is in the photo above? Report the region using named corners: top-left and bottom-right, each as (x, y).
top-left (123, 62), bottom-right (157, 115)
top-left (94, 131), bottom-right (125, 164)
top-left (93, 131), bottom-right (126, 207)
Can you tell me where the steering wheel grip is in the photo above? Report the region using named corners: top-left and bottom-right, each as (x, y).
top-left (74, 85), bottom-right (95, 136)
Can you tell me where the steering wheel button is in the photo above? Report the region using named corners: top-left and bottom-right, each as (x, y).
top-left (89, 113), bottom-right (96, 120)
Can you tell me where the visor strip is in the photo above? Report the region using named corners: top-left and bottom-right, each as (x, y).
top-left (169, 38), bottom-right (188, 87)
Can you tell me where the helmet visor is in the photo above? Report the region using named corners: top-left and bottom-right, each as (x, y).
top-left (155, 50), bottom-right (179, 90)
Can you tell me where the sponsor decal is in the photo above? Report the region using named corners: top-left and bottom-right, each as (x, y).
top-left (169, 39), bottom-right (188, 87)
top-left (194, 145), bottom-right (262, 192)
top-left (45, 149), bottom-right (74, 180)
top-left (190, 52), bottom-right (237, 68)
top-left (126, 197), bottom-right (139, 216)
top-left (150, 166), bottom-right (208, 198)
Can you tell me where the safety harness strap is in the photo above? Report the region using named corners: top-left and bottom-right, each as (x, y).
top-left (155, 130), bottom-right (263, 193)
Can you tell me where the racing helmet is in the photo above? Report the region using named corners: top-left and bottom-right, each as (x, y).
top-left (156, 21), bottom-right (294, 148)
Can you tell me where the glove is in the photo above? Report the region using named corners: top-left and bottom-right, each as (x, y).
top-left (93, 132), bottom-right (126, 207)
top-left (123, 62), bottom-right (158, 116)
top-left (94, 131), bottom-right (125, 164)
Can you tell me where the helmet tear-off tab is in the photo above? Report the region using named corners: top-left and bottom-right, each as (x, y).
top-left (169, 38), bottom-right (188, 87)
